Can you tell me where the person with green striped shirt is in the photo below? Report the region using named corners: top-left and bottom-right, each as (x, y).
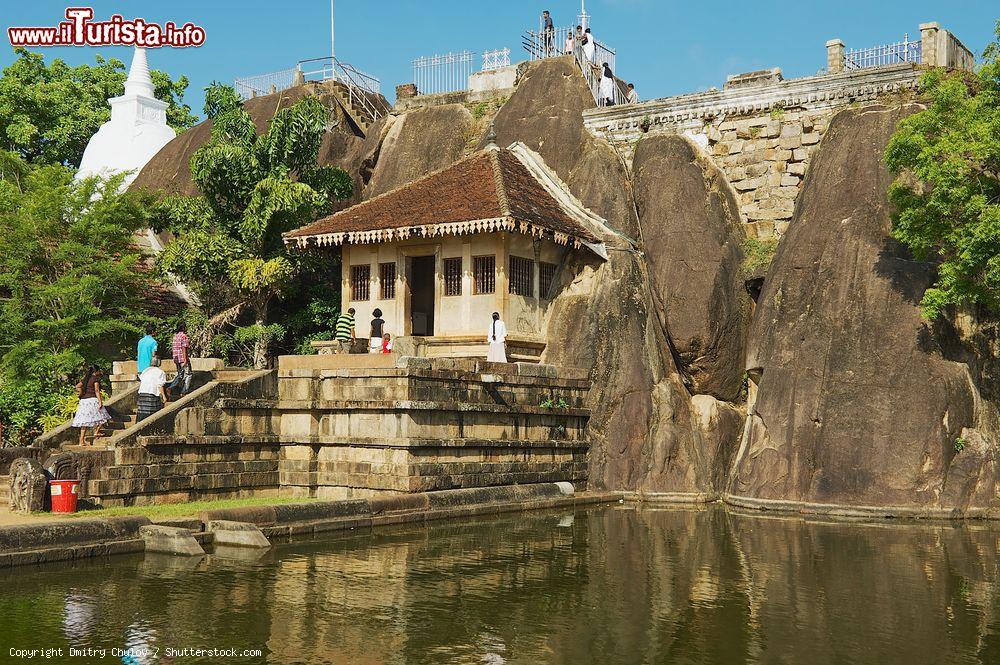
top-left (335, 308), bottom-right (356, 354)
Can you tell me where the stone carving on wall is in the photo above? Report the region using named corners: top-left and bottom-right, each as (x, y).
top-left (9, 458), bottom-right (49, 513)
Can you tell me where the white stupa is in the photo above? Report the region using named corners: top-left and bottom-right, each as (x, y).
top-left (77, 47), bottom-right (197, 305)
top-left (77, 47), bottom-right (176, 189)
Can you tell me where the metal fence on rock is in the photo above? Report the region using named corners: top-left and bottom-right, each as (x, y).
top-left (845, 34), bottom-right (922, 70)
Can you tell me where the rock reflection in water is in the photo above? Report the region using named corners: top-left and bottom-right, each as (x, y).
top-left (0, 506), bottom-right (999, 664)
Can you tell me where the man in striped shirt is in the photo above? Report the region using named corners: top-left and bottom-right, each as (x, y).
top-left (335, 308), bottom-right (356, 354)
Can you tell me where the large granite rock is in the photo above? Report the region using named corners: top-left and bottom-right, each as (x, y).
top-left (488, 56), bottom-right (594, 181)
top-left (132, 82), bottom-right (368, 201)
top-left (363, 104), bottom-right (474, 198)
top-left (633, 135), bottom-right (748, 401)
top-left (729, 104), bottom-right (999, 514)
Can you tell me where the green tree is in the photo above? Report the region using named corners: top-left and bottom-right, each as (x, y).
top-left (154, 94), bottom-right (352, 367)
top-left (885, 22), bottom-right (1000, 320)
top-left (0, 48), bottom-right (197, 167)
top-left (0, 151), bottom-right (159, 442)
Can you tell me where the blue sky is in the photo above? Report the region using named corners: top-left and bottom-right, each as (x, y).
top-left (1, 1), bottom-right (997, 121)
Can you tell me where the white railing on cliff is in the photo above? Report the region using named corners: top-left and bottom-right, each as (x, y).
top-left (522, 25), bottom-right (624, 107)
top-left (234, 57), bottom-right (390, 122)
top-left (412, 49), bottom-right (512, 95)
top-left (845, 34), bottom-right (922, 70)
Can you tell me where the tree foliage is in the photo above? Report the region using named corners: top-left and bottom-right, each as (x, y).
top-left (885, 22), bottom-right (1000, 319)
top-left (154, 92), bottom-right (352, 367)
top-left (0, 151), bottom-right (161, 441)
top-left (0, 48), bottom-right (198, 167)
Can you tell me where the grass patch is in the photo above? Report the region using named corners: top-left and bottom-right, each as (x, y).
top-left (68, 496), bottom-right (318, 520)
top-left (742, 237), bottom-right (779, 278)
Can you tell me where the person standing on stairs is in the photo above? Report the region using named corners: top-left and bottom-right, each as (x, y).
top-left (487, 312), bottom-right (508, 363)
top-left (72, 366), bottom-right (110, 447)
top-left (136, 323), bottom-right (158, 374)
top-left (167, 321), bottom-right (192, 397)
top-left (599, 63), bottom-right (616, 106)
top-left (137, 356), bottom-right (168, 422)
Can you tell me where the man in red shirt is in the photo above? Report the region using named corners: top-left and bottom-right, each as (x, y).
top-left (167, 321), bottom-right (192, 396)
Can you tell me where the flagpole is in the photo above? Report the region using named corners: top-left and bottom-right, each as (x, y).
top-left (330, 0), bottom-right (335, 62)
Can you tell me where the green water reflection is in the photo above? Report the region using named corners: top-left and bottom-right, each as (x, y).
top-left (1, 505), bottom-right (999, 664)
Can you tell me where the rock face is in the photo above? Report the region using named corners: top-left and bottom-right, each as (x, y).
top-left (633, 135), bottom-right (748, 401)
top-left (131, 82), bottom-right (368, 200)
top-left (363, 104), bottom-right (474, 198)
top-left (9, 458), bottom-right (48, 513)
top-left (729, 104), bottom-right (998, 514)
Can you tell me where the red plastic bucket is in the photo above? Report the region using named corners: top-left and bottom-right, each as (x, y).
top-left (50, 480), bottom-right (80, 514)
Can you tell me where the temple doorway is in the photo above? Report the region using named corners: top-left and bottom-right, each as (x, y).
top-left (409, 255), bottom-right (435, 336)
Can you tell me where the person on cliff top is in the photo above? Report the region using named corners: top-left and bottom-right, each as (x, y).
top-left (627, 83), bottom-right (639, 104)
top-left (582, 28), bottom-right (596, 64)
top-left (487, 312), bottom-right (508, 363)
top-left (73, 365), bottom-right (110, 447)
top-left (136, 356), bottom-right (168, 423)
top-left (542, 11), bottom-right (555, 56)
top-left (167, 321), bottom-right (192, 397)
top-left (369, 309), bottom-right (386, 354)
top-left (600, 63), bottom-right (616, 107)
top-left (136, 323), bottom-right (158, 374)
top-left (564, 31), bottom-right (575, 55)
top-left (335, 307), bottom-right (356, 354)
top-left (381, 333), bottom-right (393, 354)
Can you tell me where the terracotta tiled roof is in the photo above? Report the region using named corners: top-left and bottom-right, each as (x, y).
top-left (284, 144), bottom-right (603, 248)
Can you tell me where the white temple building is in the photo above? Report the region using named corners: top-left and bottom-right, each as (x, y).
top-left (77, 47), bottom-right (176, 189)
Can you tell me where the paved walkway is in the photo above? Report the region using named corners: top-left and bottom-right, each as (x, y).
top-left (0, 507), bottom-right (72, 527)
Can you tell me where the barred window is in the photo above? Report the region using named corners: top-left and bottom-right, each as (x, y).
top-left (509, 255), bottom-right (534, 297)
top-left (539, 262), bottom-right (557, 299)
top-left (444, 257), bottom-right (463, 296)
top-left (473, 255), bottom-right (496, 294)
top-left (350, 264), bottom-right (370, 302)
top-left (379, 262), bottom-right (396, 299)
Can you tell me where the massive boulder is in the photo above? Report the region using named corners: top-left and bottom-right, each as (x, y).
top-left (131, 82), bottom-right (369, 203)
top-left (633, 135), bottom-right (748, 401)
top-left (488, 56), bottom-right (593, 179)
top-left (729, 104), bottom-right (1000, 514)
top-left (363, 103), bottom-right (474, 198)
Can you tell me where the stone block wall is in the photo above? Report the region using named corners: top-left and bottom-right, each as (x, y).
top-left (583, 63), bottom-right (924, 239)
top-left (79, 358), bottom-right (593, 506)
top-left (705, 109), bottom-right (829, 237)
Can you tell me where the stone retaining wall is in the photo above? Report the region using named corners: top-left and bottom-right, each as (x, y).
top-left (583, 63), bottom-right (923, 239)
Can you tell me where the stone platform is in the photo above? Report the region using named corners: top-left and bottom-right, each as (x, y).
top-left (71, 356), bottom-right (591, 506)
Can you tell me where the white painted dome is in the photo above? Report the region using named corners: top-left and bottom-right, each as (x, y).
top-left (77, 47), bottom-right (176, 189)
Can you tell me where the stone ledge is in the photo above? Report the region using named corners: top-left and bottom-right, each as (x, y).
top-left (275, 399), bottom-right (591, 416)
top-left (276, 436), bottom-right (591, 449)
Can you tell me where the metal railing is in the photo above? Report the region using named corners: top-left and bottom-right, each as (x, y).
top-left (298, 56), bottom-right (391, 122)
top-left (412, 50), bottom-right (476, 95)
top-left (845, 34), bottom-right (922, 70)
top-left (234, 67), bottom-right (297, 99)
top-left (234, 57), bottom-right (389, 126)
top-left (522, 25), bottom-right (624, 107)
top-left (482, 48), bottom-right (511, 72)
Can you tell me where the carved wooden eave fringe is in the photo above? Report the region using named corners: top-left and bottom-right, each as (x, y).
top-left (285, 216), bottom-right (585, 250)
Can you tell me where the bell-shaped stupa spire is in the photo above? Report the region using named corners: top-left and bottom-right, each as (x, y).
top-left (124, 47), bottom-right (156, 98)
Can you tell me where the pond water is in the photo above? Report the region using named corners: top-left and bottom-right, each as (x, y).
top-left (2, 504), bottom-right (1000, 664)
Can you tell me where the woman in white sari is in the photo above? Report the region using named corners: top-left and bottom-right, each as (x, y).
top-left (486, 312), bottom-right (508, 363)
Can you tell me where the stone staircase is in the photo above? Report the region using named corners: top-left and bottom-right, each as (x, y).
top-left (328, 78), bottom-right (390, 137)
